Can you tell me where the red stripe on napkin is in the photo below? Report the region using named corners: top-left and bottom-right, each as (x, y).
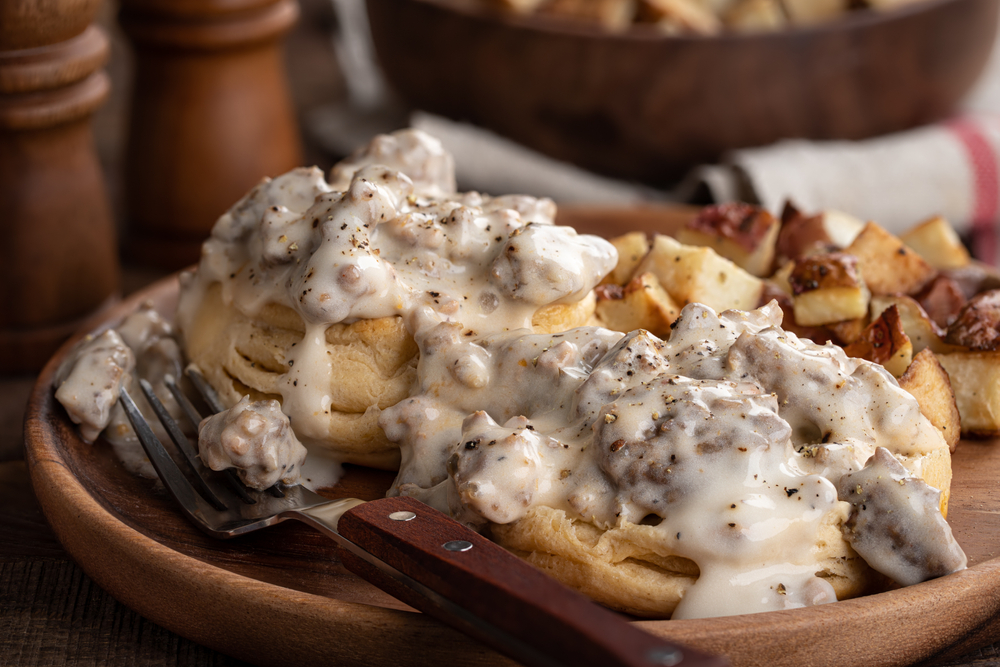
top-left (947, 118), bottom-right (998, 264)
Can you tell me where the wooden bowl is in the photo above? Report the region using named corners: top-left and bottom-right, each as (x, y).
top-left (22, 206), bottom-right (1000, 666)
top-left (367, 0), bottom-right (999, 184)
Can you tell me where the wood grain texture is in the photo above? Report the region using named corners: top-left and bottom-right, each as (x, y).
top-left (0, 5), bottom-right (120, 374)
top-left (21, 205), bottom-right (1000, 666)
top-left (119, 0), bottom-right (304, 269)
top-left (367, 0), bottom-right (999, 184)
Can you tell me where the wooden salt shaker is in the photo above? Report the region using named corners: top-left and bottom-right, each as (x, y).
top-left (0, 0), bottom-right (120, 374)
top-left (120, 0), bottom-right (304, 269)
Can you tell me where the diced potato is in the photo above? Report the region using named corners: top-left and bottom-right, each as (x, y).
top-left (915, 275), bottom-right (966, 329)
top-left (845, 222), bottom-right (936, 295)
top-left (783, 0), bottom-right (848, 24)
top-left (775, 206), bottom-right (864, 265)
top-left (634, 234), bottom-right (764, 312)
top-left (870, 295), bottom-right (953, 355)
top-left (821, 210), bottom-right (867, 249)
top-left (937, 350), bottom-right (1000, 436)
top-left (595, 272), bottom-right (680, 337)
top-left (724, 0), bottom-right (786, 30)
top-left (944, 290), bottom-right (1000, 350)
top-left (639, 0), bottom-right (721, 32)
top-left (676, 203), bottom-right (780, 277)
top-left (843, 305), bottom-right (912, 377)
top-left (768, 261), bottom-right (794, 296)
top-left (900, 216), bottom-right (970, 270)
top-left (898, 348), bottom-right (961, 452)
top-left (789, 253), bottom-right (869, 326)
top-left (601, 232), bottom-right (650, 286)
top-left (827, 318), bottom-right (866, 345)
top-left (541, 0), bottom-right (636, 29)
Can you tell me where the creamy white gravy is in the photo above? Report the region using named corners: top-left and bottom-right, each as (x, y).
top-left (175, 129), bottom-right (616, 468)
top-left (387, 299), bottom-right (962, 618)
top-left (54, 304), bottom-right (188, 478)
top-left (198, 396), bottom-right (308, 489)
top-left (58, 129), bottom-right (965, 620)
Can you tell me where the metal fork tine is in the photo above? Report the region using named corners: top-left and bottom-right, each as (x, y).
top-left (120, 386), bottom-right (204, 516)
top-left (137, 379), bottom-right (228, 511)
top-left (165, 374), bottom-right (205, 430)
top-left (186, 365), bottom-right (226, 414)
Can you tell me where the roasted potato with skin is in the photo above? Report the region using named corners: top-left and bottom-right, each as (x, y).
top-left (633, 234), bottom-right (764, 312)
top-left (676, 203), bottom-right (780, 277)
top-left (638, 0), bottom-right (720, 32)
top-left (845, 222), bottom-right (936, 296)
top-left (898, 348), bottom-right (961, 452)
top-left (944, 290), bottom-right (1000, 350)
top-left (789, 252), bottom-right (870, 327)
top-left (827, 318), bottom-right (866, 346)
top-left (776, 203), bottom-right (864, 265)
top-left (915, 275), bottom-right (966, 329)
top-left (595, 272), bottom-right (679, 337)
top-left (870, 295), bottom-right (952, 355)
top-left (601, 231), bottom-right (650, 286)
top-left (725, 0), bottom-right (785, 30)
top-left (843, 305), bottom-right (912, 377)
top-left (900, 215), bottom-right (970, 270)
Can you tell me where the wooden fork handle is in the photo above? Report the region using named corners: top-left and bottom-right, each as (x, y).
top-left (337, 496), bottom-right (727, 667)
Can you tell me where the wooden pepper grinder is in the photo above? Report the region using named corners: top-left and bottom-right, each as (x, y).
top-left (0, 0), bottom-right (120, 374)
top-left (119, 0), bottom-right (304, 269)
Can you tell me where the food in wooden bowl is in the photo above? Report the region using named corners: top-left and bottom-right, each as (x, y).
top-left (52, 129), bottom-right (968, 625)
top-left (366, 0), bottom-right (998, 182)
top-left (488, 0), bottom-right (935, 34)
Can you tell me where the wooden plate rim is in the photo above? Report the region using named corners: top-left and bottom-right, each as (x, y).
top-left (23, 268), bottom-right (1000, 667)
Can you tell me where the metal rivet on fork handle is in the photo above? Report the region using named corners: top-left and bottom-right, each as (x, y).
top-left (443, 540), bottom-right (473, 552)
top-left (389, 511), bottom-right (416, 522)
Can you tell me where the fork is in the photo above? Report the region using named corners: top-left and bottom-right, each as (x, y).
top-left (118, 369), bottom-right (727, 667)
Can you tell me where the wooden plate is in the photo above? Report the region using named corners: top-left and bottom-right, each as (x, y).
top-left (23, 207), bottom-right (1000, 667)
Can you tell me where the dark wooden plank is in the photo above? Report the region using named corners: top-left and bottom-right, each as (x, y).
top-left (0, 559), bottom-right (253, 667)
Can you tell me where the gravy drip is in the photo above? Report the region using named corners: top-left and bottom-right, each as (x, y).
top-left (170, 129), bottom-right (963, 619)
top-left (175, 129), bottom-right (616, 459)
top-left (384, 300), bottom-right (962, 619)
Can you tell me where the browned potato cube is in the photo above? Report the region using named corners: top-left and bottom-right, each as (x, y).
top-left (898, 348), bottom-right (961, 452)
top-left (639, 0), bottom-right (720, 32)
top-left (845, 222), bottom-right (936, 295)
top-left (900, 215), bottom-right (971, 270)
top-left (776, 204), bottom-right (864, 265)
top-left (827, 318), bottom-right (866, 346)
top-left (937, 350), bottom-right (1000, 436)
top-left (783, 0), bottom-right (848, 24)
top-left (843, 305), bottom-right (912, 377)
top-left (676, 204), bottom-right (780, 277)
top-left (541, 0), bottom-right (636, 29)
top-left (870, 295), bottom-right (952, 354)
top-left (724, 0), bottom-right (786, 30)
top-left (789, 252), bottom-right (870, 326)
top-left (634, 234), bottom-right (764, 312)
top-left (945, 289), bottom-right (1000, 350)
top-left (595, 272), bottom-right (680, 337)
top-left (601, 231), bottom-right (650, 286)
top-left (914, 274), bottom-right (966, 329)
